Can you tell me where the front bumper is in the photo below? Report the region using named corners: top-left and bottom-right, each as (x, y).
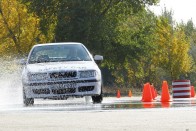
top-left (23, 79), bottom-right (102, 99)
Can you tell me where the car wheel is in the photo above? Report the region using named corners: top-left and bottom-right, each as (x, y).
top-left (92, 89), bottom-right (103, 104)
top-left (23, 88), bottom-right (34, 106)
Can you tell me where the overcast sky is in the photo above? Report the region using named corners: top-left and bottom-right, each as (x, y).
top-left (149, 0), bottom-right (196, 25)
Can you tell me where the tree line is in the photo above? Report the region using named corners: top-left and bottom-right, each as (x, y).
top-left (0, 0), bottom-right (196, 89)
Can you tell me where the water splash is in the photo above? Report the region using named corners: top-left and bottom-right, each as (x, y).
top-left (0, 59), bottom-right (23, 106)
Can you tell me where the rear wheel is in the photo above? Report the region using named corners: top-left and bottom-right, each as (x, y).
top-left (23, 88), bottom-right (34, 106)
top-left (92, 89), bottom-right (103, 104)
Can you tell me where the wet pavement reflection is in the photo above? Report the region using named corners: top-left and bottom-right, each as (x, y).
top-left (101, 97), bottom-right (196, 110)
top-left (0, 96), bottom-right (196, 112)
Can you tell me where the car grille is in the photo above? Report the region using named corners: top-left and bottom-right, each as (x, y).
top-left (52, 88), bottom-right (76, 94)
top-left (32, 89), bottom-right (50, 94)
top-left (78, 86), bottom-right (94, 92)
top-left (50, 71), bottom-right (77, 79)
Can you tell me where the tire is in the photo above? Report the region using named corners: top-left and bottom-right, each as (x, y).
top-left (23, 88), bottom-right (34, 106)
top-left (92, 89), bottom-right (103, 104)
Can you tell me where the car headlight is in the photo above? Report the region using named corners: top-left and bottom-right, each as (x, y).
top-left (28, 73), bottom-right (48, 81)
top-left (79, 70), bottom-right (97, 78)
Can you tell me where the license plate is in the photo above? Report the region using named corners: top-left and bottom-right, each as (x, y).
top-left (56, 83), bottom-right (76, 88)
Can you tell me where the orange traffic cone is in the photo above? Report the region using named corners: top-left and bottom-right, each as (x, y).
top-left (142, 83), bottom-right (153, 102)
top-left (161, 102), bottom-right (170, 108)
top-left (191, 86), bottom-right (195, 97)
top-left (161, 81), bottom-right (170, 102)
top-left (116, 90), bottom-right (121, 98)
top-left (128, 90), bottom-right (132, 97)
top-left (142, 103), bottom-right (154, 108)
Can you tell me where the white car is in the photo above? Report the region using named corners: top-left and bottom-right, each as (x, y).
top-left (21, 42), bottom-right (103, 106)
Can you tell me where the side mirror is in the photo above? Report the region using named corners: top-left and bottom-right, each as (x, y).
top-left (94, 55), bottom-right (103, 65)
top-left (20, 59), bottom-right (26, 65)
top-left (94, 55), bottom-right (103, 61)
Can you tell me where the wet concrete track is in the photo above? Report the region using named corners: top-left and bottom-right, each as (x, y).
top-left (1, 86), bottom-right (196, 131)
top-left (0, 95), bottom-right (196, 112)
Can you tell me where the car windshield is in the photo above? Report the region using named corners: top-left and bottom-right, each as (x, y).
top-left (28, 44), bottom-right (92, 64)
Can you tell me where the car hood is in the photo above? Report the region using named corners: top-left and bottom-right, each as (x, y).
top-left (26, 61), bottom-right (99, 73)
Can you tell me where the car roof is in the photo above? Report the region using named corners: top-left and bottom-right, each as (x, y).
top-left (33, 42), bottom-right (83, 47)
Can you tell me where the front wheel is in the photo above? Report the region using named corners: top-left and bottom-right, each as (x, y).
top-left (92, 90), bottom-right (103, 104)
top-left (23, 88), bottom-right (34, 106)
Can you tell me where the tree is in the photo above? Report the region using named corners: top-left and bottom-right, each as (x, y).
top-left (108, 9), bottom-right (159, 88)
top-left (22, 0), bottom-right (57, 42)
top-left (22, 0), bottom-right (158, 48)
top-left (0, 0), bottom-right (46, 56)
top-left (182, 20), bottom-right (196, 85)
top-left (154, 16), bottom-right (191, 80)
